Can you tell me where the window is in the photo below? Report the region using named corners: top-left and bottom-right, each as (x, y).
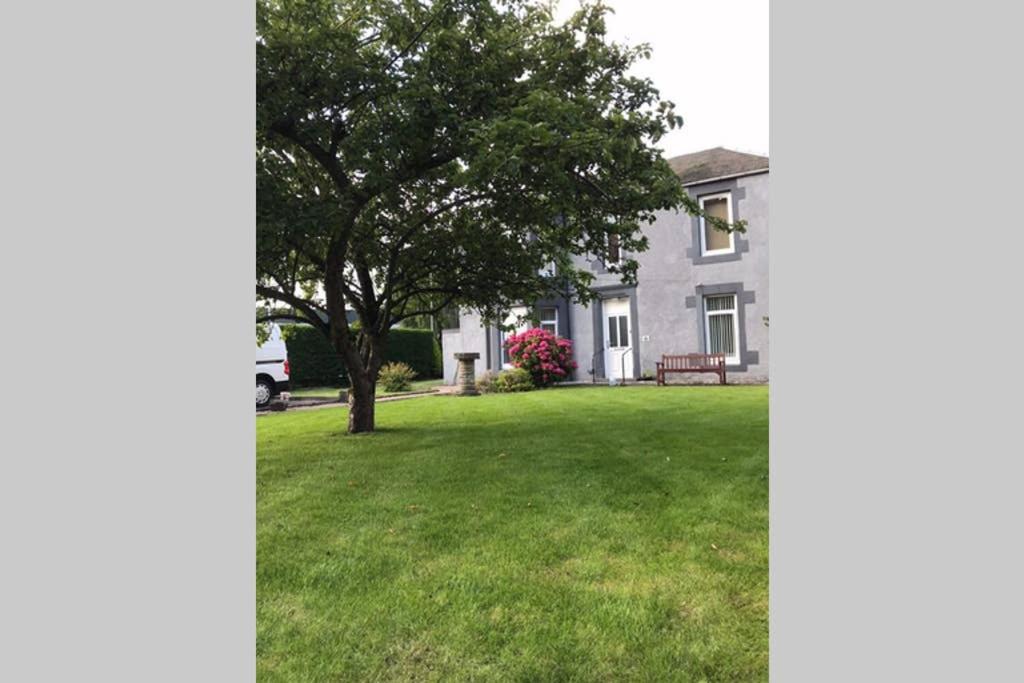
top-left (500, 306), bottom-right (528, 368)
top-left (699, 192), bottom-right (734, 256)
top-left (538, 260), bottom-right (556, 277)
top-left (606, 232), bottom-right (621, 265)
top-left (607, 314), bottom-right (628, 348)
top-left (704, 294), bottom-right (740, 364)
top-left (539, 306), bottom-right (558, 334)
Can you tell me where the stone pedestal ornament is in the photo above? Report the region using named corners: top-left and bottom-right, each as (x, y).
top-left (453, 352), bottom-right (480, 396)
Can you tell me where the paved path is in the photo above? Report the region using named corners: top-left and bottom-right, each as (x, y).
top-left (259, 380), bottom-right (761, 414)
top-left (260, 388), bottom-right (443, 414)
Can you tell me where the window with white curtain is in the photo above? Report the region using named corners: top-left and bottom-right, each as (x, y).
top-left (704, 294), bottom-right (740, 364)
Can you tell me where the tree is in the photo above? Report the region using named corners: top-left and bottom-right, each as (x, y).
top-left (257, 0), bottom-right (741, 433)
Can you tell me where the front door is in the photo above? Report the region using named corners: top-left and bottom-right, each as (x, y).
top-left (604, 297), bottom-right (633, 380)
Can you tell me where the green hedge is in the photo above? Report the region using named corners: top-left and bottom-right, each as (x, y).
top-left (280, 325), bottom-right (346, 387)
top-left (386, 328), bottom-right (442, 380)
top-left (280, 325), bottom-right (441, 387)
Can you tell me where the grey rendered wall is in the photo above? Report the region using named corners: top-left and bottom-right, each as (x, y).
top-left (634, 171), bottom-right (769, 381)
top-left (570, 295), bottom-right (597, 381)
top-left (568, 171), bottom-right (768, 382)
top-left (567, 222), bottom-right (645, 380)
top-left (441, 171), bottom-right (768, 384)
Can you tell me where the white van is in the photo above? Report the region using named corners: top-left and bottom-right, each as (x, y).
top-left (256, 323), bottom-right (290, 408)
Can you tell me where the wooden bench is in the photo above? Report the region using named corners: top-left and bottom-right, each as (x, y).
top-left (656, 353), bottom-right (726, 385)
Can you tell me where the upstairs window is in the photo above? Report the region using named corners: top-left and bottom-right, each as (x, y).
top-left (699, 192), bottom-right (735, 256)
top-left (606, 232), bottom-right (621, 265)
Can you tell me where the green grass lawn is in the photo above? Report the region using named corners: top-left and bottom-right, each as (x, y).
top-left (290, 378), bottom-right (443, 399)
top-left (257, 386), bottom-right (768, 681)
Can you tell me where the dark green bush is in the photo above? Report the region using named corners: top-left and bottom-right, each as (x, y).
top-left (280, 324), bottom-right (441, 387)
top-left (379, 362), bottom-right (417, 393)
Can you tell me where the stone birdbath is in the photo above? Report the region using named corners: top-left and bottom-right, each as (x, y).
top-left (453, 352), bottom-right (480, 396)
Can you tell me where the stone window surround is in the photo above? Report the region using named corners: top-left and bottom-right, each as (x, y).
top-left (686, 179), bottom-right (750, 265)
top-left (685, 282), bottom-right (760, 371)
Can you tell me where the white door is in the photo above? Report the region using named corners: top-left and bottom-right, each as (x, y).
top-left (604, 297), bottom-right (634, 380)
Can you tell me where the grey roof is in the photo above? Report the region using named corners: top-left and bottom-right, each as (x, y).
top-left (667, 147), bottom-right (769, 185)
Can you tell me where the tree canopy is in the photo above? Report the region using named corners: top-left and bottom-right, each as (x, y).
top-left (257, 0), bottom-right (739, 432)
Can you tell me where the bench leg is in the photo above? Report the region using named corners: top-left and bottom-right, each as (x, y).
top-left (719, 364), bottom-right (726, 385)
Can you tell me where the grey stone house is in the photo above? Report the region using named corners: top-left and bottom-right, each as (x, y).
top-left (441, 147), bottom-right (769, 384)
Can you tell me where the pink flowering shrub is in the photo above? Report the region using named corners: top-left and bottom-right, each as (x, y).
top-left (503, 328), bottom-right (578, 387)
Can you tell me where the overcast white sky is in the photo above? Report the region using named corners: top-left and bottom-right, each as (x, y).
top-left (554, 0), bottom-right (769, 159)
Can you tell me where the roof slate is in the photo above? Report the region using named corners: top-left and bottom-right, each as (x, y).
top-left (667, 147), bottom-right (769, 185)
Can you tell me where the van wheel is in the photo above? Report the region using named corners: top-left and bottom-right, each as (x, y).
top-left (256, 377), bottom-right (274, 407)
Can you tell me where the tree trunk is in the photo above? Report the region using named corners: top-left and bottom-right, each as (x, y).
top-left (347, 376), bottom-right (375, 433)
top-left (322, 246), bottom-right (385, 434)
top-left (332, 329), bottom-right (383, 435)
top-left (338, 335), bottom-right (385, 434)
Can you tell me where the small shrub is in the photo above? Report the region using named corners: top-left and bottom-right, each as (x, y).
top-left (503, 328), bottom-right (578, 387)
top-left (476, 370), bottom-right (500, 394)
top-left (378, 362), bottom-right (417, 393)
top-left (495, 367), bottom-right (534, 393)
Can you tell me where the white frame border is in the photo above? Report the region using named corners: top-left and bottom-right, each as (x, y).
top-left (699, 191), bottom-right (736, 257)
top-left (539, 305), bottom-right (558, 335)
top-left (703, 293), bottom-right (741, 365)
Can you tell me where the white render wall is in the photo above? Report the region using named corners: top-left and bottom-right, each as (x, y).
top-left (440, 310), bottom-right (489, 385)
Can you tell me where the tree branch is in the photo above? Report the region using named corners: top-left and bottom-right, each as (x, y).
top-left (379, 191), bottom-right (494, 311)
top-left (390, 292), bottom-right (459, 328)
top-left (268, 118), bottom-right (354, 196)
top-left (256, 285), bottom-right (329, 336)
top-left (257, 313), bottom-right (313, 325)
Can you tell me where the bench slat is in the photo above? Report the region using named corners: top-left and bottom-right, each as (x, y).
top-left (661, 353), bottom-right (724, 369)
